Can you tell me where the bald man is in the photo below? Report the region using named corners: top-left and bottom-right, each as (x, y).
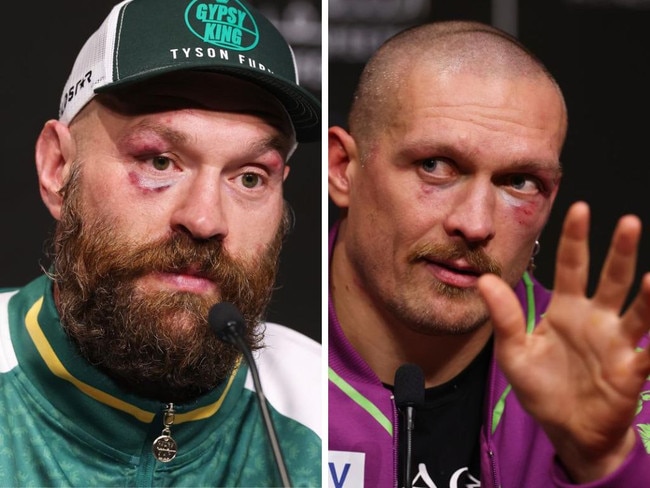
top-left (327, 20), bottom-right (650, 488)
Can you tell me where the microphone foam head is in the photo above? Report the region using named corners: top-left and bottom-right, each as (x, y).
top-left (208, 302), bottom-right (246, 344)
top-left (393, 363), bottom-right (425, 408)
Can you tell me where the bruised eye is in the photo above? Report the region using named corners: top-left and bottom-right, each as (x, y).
top-left (507, 174), bottom-right (541, 194)
top-left (418, 157), bottom-right (455, 179)
top-left (152, 156), bottom-right (172, 171)
top-left (241, 173), bottom-right (261, 188)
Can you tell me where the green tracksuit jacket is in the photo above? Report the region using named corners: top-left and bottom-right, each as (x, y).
top-left (0, 275), bottom-right (322, 487)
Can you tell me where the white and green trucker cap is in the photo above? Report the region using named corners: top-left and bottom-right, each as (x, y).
top-left (58, 0), bottom-right (321, 142)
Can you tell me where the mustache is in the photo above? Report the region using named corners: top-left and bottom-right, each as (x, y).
top-left (408, 241), bottom-right (502, 277)
top-left (75, 229), bottom-right (277, 314)
top-left (112, 232), bottom-right (238, 282)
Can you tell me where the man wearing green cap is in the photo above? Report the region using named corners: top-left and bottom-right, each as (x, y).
top-left (0, 0), bottom-right (321, 486)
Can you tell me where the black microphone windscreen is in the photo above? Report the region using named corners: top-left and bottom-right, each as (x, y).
top-left (394, 363), bottom-right (425, 408)
top-left (207, 302), bottom-right (246, 343)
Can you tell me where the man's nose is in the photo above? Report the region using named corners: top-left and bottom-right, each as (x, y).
top-left (443, 180), bottom-right (496, 244)
top-left (170, 175), bottom-right (228, 241)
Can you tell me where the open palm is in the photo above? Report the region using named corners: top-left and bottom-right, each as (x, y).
top-left (478, 201), bottom-right (650, 482)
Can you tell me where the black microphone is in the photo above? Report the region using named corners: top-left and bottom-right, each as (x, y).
top-left (394, 363), bottom-right (425, 488)
top-left (208, 302), bottom-right (291, 488)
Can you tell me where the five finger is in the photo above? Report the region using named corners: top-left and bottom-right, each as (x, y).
top-left (621, 273), bottom-right (650, 348)
top-left (592, 214), bottom-right (641, 312)
top-left (553, 201), bottom-right (591, 296)
top-left (477, 273), bottom-right (526, 359)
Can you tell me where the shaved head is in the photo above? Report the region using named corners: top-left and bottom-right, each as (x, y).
top-left (349, 20), bottom-right (568, 158)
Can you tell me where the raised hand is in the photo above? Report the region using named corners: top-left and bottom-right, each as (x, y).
top-left (477, 201), bottom-right (650, 483)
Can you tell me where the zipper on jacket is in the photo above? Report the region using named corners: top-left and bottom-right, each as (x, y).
top-left (135, 403), bottom-right (177, 488)
top-left (486, 326), bottom-right (501, 488)
top-left (391, 393), bottom-right (399, 488)
top-left (488, 449), bottom-right (499, 488)
top-left (152, 403), bottom-right (177, 462)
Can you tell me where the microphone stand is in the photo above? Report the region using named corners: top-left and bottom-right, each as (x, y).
top-left (402, 404), bottom-right (415, 488)
top-left (394, 363), bottom-right (425, 488)
top-left (235, 333), bottom-right (291, 488)
top-left (209, 303), bottom-right (291, 488)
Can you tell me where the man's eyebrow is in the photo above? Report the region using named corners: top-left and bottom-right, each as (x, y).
top-left (239, 107), bottom-right (296, 144)
top-left (120, 121), bottom-right (294, 163)
top-left (504, 158), bottom-right (563, 178)
top-left (248, 134), bottom-right (294, 158)
top-left (120, 121), bottom-right (189, 146)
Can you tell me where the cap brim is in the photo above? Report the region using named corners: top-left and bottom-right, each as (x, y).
top-left (96, 66), bottom-right (321, 143)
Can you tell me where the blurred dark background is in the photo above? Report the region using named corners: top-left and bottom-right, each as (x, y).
top-left (0, 0), bottom-right (322, 342)
top-left (329, 0), bottom-right (650, 307)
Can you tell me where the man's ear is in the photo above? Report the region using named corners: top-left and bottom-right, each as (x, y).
top-left (35, 120), bottom-right (75, 221)
top-left (328, 126), bottom-right (359, 209)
